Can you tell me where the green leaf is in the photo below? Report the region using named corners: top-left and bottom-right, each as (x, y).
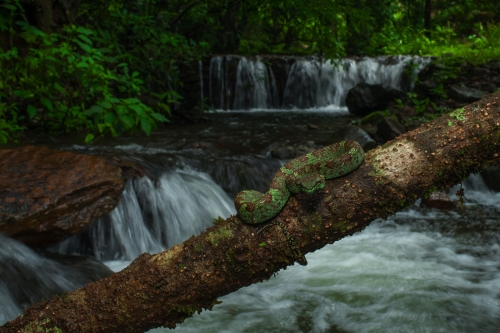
top-left (76, 61), bottom-right (89, 68)
top-left (140, 118), bottom-right (152, 136)
top-left (104, 112), bottom-right (117, 125)
top-left (78, 34), bottom-right (93, 45)
top-left (97, 123), bottom-right (106, 133)
top-left (120, 115), bottom-right (135, 128)
top-left (41, 98), bottom-right (53, 111)
top-left (76, 27), bottom-right (93, 36)
top-left (84, 105), bottom-right (103, 115)
top-left (27, 105), bottom-right (37, 119)
top-left (151, 112), bottom-right (169, 122)
top-left (97, 101), bottom-right (112, 109)
top-left (74, 40), bottom-right (92, 52)
top-left (124, 98), bottom-right (140, 104)
top-left (85, 134), bottom-right (95, 142)
top-left (128, 104), bottom-right (145, 116)
top-left (54, 83), bottom-right (64, 93)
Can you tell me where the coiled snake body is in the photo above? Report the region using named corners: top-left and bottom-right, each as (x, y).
top-left (235, 141), bottom-right (365, 224)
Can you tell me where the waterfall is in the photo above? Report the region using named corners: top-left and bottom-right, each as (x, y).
top-left (205, 55), bottom-right (430, 110)
top-left (233, 57), bottom-right (279, 110)
top-left (53, 168), bottom-right (235, 262)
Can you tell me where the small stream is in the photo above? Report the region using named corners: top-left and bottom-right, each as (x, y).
top-left (1, 56), bottom-right (499, 332)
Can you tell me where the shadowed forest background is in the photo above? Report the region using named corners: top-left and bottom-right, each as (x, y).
top-left (1, 0), bottom-right (500, 143)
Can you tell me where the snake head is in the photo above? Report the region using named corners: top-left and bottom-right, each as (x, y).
top-left (287, 174), bottom-right (325, 194)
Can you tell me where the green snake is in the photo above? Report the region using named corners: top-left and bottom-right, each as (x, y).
top-left (235, 141), bottom-right (365, 224)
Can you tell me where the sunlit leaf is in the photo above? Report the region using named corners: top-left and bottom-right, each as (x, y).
top-left (85, 134), bottom-right (95, 142)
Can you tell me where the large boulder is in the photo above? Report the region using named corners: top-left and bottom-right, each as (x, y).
top-left (376, 117), bottom-right (406, 141)
top-left (346, 83), bottom-right (404, 117)
top-left (447, 84), bottom-right (487, 103)
top-left (271, 141), bottom-right (318, 159)
top-left (0, 146), bottom-right (124, 247)
top-left (330, 124), bottom-right (378, 152)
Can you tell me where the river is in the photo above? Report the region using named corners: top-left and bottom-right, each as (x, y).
top-left (1, 55), bottom-right (499, 332)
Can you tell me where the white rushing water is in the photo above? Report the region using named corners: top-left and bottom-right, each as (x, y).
top-left (149, 207), bottom-right (500, 333)
top-left (0, 168), bottom-right (499, 330)
top-left (54, 168), bottom-right (235, 264)
top-left (208, 55), bottom-right (430, 111)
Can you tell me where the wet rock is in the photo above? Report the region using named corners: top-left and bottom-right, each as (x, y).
top-left (421, 191), bottom-right (456, 209)
top-left (181, 141), bottom-right (216, 151)
top-left (472, 67), bottom-right (489, 77)
top-left (480, 165), bottom-right (500, 192)
top-left (376, 117), bottom-right (406, 141)
top-left (271, 141), bottom-right (318, 159)
top-left (481, 83), bottom-right (497, 93)
top-left (0, 234), bottom-right (113, 310)
top-left (417, 80), bottom-right (439, 92)
top-left (394, 105), bottom-right (416, 122)
top-left (403, 119), bottom-right (423, 132)
top-left (360, 111), bottom-right (388, 125)
top-left (330, 123), bottom-right (378, 152)
top-left (346, 83), bottom-right (404, 117)
top-left (447, 84), bottom-right (487, 103)
top-left (0, 146), bottom-right (124, 247)
top-left (105, 155), bottom-right (153, 181)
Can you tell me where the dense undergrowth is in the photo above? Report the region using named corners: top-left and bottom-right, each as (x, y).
top-left (0, 0), bottom-right (500, 143)
top-left (374, 22), bottom-right (500, 63)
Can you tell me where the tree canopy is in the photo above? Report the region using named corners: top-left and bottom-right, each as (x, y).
top-left (1, 0), bottom-right (500, 142)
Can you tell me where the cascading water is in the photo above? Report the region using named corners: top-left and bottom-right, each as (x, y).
top-left (208, 55), bottom-right (430, 110)
top-left (0, 234), bottom-right (112, 324)
top-left (53, 168), bottom-right (235, 265)
top-left (1, 56), bottom-right (498, 332)
top-left (233, 57), bottom-right (280, 110)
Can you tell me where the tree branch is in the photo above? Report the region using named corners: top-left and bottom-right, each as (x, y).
top-left (2, 92), bottom-right (500, 333)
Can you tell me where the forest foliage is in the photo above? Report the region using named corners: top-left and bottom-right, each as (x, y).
top-left (1, 0), bottom-right (500, 143)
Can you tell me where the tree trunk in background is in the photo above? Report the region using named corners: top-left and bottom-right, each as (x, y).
top-left (2, 93), bottom-right (500, 333)
top-left (34, 0), bottom-right (53, 33)
top-left (424, 0), bottom-right (432, 38)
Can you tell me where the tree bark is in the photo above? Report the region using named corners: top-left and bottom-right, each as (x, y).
top-left (2, 93), bottom-right (500, 333)
top-left (34, 0), bottom-right (53, 33)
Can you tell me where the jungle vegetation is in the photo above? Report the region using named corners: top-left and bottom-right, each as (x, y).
top-left (1, 0), bottom-right (500, 143)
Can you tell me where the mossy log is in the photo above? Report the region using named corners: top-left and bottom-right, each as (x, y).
top-left (2, 93), bottom-right (500, 333)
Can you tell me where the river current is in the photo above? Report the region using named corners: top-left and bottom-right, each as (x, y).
top-left (1, 56), bottom-right (499, 332)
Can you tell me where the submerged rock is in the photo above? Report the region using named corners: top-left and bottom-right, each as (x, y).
top-left (346, 82), bottom-right (404, 117)
top-left (271, 141), bottom-right (318, 159)
top-left (0, 146), bottom-right (124, 247)
top-left (330, 123), bottom-right (378, 152)
top-left (376, 117), bottom-right (406, 141)
top-left (421, 191), bottom-right (456, 209)
top-left (447, 84), bottom-right (487, 103)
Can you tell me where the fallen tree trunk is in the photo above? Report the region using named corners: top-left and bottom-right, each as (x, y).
top-left (2, 93), bottom-right (500, 333)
